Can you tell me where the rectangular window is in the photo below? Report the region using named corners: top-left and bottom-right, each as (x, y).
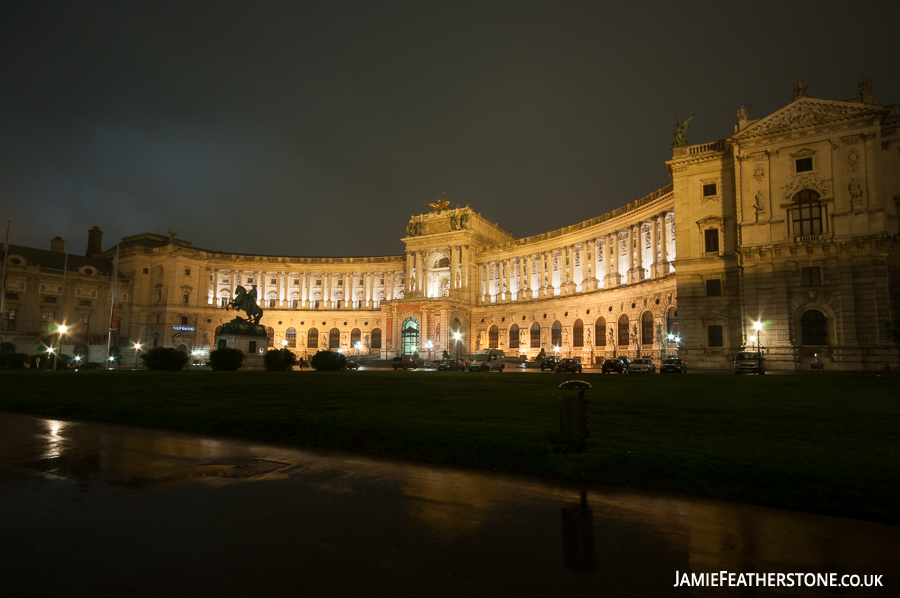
top-left (293, 279), bottom-right (300, 286)
top-left (156, 289), bottom-right (162, 302)
top-left (79, 299), bottom-right (92, 307)
top-left (5, 292), bottom-right (19, 300)
top-left (801, 266), bottom-right (821, 286)
top-left (181, 316), bottom-right (188, 325)
top-left (796, 157), bottom-right (813, 173)
top-left (182, 292), bottom-right (190, 304)
top-left (270, 278), bottom-right (277, 285)
top-left (708, 325), bottom-right (723, 347)
top-left (706, 279), bottom-right (722, 296)
top-left (268, 299), bottom-right (276, 308)
top-left (704, 229), bottom-right (719, 253)
top-left (337, 279), bottom-right (343, 286)
top-left (143, 268), bottom-right (149, 275)
top-left (247, 277), bottom-right (254, 284)
top-left (290, 300), bottom-right (299, 308)
top-left (2, 309), bottom-right (16, 330)
top-left (41, 311), bottom-right (55, 334)
top-left (702, 183), bottom-right (717, 197)
top-left (220, 297), bottom-right (228, 308)
top-left (77, 314), bottom-right (89, 334)
top-left (184, 268), bottom-right (191, 276)
top-left (43, 296), bottom-right (58, 304)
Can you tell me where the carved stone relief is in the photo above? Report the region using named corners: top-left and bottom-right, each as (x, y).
top-left (846, 148), bottom-right (860, 173)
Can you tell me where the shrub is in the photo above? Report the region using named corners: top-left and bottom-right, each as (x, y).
top-left (208, 347), bottom-right (245, 371)
top-left (264, 348), bottom-right (297, 371)
top-left (310, 350), bottom-right (347, 371)
top-left (140, 347), bottom-right (189, 371)
top-left (0, 352), bottom-right (28, 369)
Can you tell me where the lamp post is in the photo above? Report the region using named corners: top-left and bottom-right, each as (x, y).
top-left (753, 321), bottom-right (763, 353)
top-left (46, 346), bottom-right (54, 371)
top-left (667, 333), bottom-right (682, 356)
top-left (749, 335), bottom-right (757, 351)
top-left (453, 331), bottom-right (462, 371)
top-left (426, 340), bottom-right (433, 364)
top-left (54, 324), bottom-right (68, 371)
top-left (133, 342), bottom-right (142, 369)
top-left (354, 341), bottom-right (362, 357)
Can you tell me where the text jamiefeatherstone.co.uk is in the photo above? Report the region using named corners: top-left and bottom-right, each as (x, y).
top-left (674, 571), bottom-right (883, 588)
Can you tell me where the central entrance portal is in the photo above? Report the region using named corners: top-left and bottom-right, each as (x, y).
top-left (401, 317), bottom-right (419, 356)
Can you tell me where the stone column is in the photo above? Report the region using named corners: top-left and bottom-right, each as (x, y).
top-left (659, 214), bottom-right (670, 273)
top-left (635, 224), bottom-right (644, 281)
top-left (521, 255), bottom-right (529, 296)
top-left (651, 218), bottom-right (659, 277)
top-left (417, 251), bottom-right (425, 295)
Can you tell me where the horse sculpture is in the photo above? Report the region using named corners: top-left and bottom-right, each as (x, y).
top-left (226, 285), bottom-right (264, 325)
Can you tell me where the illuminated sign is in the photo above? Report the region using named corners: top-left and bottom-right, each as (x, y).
top-left (173, 326), bottom-right (195, 331)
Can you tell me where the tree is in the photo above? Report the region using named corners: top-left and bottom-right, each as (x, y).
top-left (264, 348), bottom-right (297, 371)
top-left (140, 347), bottom-right (189, 371)
top-left (310, 350), bottom-right (347, 371)
top-left (208, 347), bottom-right (245, 371)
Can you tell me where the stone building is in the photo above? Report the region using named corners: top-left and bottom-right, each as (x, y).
top-left (2, 83), bottom-right (898, 370)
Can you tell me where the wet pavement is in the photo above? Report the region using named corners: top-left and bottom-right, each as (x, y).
top-left (1, 411), bottom-right (896, 597)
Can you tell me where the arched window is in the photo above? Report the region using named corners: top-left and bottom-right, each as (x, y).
top-left (285, 327), bottom-right (297, 348)
top-left (573, 319), bottom-right (583, 347)
top-left (0, 341), bottom-right (15, 354)
top-left (266, 326), bottom-right (274, 347)
top-left (438, 257), bottom-right (450, 268)
top-left (618, 314), bottom-right (629, 346)
top-left (214, 325), bottom-right (223, 336)
top-left (801, 309), bottom-right (828, 345)
top-left (350, 328), bottom-right (361, 348)
top-left (267, 292), bottom-right (277, 309)
top-left (401, 317), bottom-right (419, 355)
top-left (551, 321), bottom-right (562, 348)
top-left (530, 322), bottom-right (541, 348)
top-left (307, 328), bottom-right (319, 349)
top-left (371, 328), bottom-right (382, 349)
top-left (792, 190), bottom-right (823, 237)
top-left (509, 324), bottom-right (519, 349)
top-left (594, 318), bottom-right (606, 347)
top-left (488, 325), bottom-right (499, 348)
top-left (641, 311), bottom-right (654, 346)
top-left (329, 328), bottom-right (340, 349)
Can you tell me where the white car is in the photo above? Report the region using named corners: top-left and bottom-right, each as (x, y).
top-left (628, 358), bottom-right (656, 373)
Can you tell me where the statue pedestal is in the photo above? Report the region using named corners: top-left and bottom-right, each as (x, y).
top-left (215, 319), bottom-right (268, 370)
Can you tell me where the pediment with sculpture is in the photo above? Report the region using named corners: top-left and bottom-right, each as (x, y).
top-left (734, 99), bottom-right (882, 140)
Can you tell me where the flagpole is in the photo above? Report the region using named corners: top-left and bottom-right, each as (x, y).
top-left (54, 236), bottom-right (69, 371)
top-left (106, 244), bottom-right (119, 369)
top-left (0, 221), bottom-right (9, 326)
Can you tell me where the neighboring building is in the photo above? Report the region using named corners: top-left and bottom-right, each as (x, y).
top-left (3, 83), bottom-right (898, 370)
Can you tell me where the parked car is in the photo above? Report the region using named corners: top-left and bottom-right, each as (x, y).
top-left (734, 351), bottom-right (765, 374)
top-left (346, 358), bottom-right (360, 370)
top-left (422, 360), bottom-right (439, 369)
top-left (437, 359), bottom-right (464, 371)
top-left (628, 358), bottom-right (656, 374)
top-left (392, 356), bottom-right (418, 370)
top-left (601, 358), bottom-right (628, 374)
top-left (555, 358), bottom-right (583, 373)
top-left (469, 349), bottom-right (505, 372)
top-left (660, 357), bottom-right (688, 373)
top-left (540, 355), bottom-right (561, 371)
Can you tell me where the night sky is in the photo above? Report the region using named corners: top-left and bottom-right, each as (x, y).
top-left (2, 1), bottom-right (898, 257)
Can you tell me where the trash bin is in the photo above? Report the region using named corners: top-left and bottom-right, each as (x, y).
top-left (559, 380), bottom-right (591, 448)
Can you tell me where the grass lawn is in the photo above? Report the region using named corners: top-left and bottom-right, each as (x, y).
top-left (1, 370), bottom-right (898, 523)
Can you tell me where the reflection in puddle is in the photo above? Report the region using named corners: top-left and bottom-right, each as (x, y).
top-left (402, 470), bottom-right (504, 539)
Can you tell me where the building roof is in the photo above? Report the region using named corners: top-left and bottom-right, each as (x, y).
top-left (2, 244), bottom-right (125, 278)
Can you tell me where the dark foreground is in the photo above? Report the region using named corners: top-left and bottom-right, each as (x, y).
top-left (1, 412), bottom-right (897, 598)
top-left (1, 370), bottom-right (898, 523)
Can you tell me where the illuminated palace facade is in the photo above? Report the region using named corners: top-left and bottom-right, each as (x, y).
top-left (3, 86), bottom-right (899, 370)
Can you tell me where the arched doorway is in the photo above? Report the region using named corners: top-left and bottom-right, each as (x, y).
top-left (401, 317), bottom-right (419, 356)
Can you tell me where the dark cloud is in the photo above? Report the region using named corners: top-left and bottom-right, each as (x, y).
top-left (2, 0), bottom-right (898, 256)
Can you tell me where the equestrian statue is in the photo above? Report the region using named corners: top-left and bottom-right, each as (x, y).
top-left (226, 285), bottom-right (264, 325)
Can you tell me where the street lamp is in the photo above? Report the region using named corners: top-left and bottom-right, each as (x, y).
top-left (425, 340), bottom-right (433, 363)
top-left (453, 331), bottom-right (462, 370)
top-left (753, 321), bottom-right (763, 353)
top-left (749, 335), bottom-right (757, 351)
top-left (54, 324), bottom-right (69, 371)
top-left (354, 341), bottom-right (362, 357)
top-left (133, 342), bottom-right (142, 369)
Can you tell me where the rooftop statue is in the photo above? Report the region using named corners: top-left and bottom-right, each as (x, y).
top-left (167, 228), bottom-right (180, 245)
top-left (226, 284), bottom-right (263, 325)
top-left (672, 115), bottom-right (694, 148)
top-left (793, 79), bottom-right (808, 100)
top-left (859, 77), bottom-right (873, 97)
top-left (429, 188), bottom-right (450, 214)
top-left (460, 212), bottom-right (469, 229)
